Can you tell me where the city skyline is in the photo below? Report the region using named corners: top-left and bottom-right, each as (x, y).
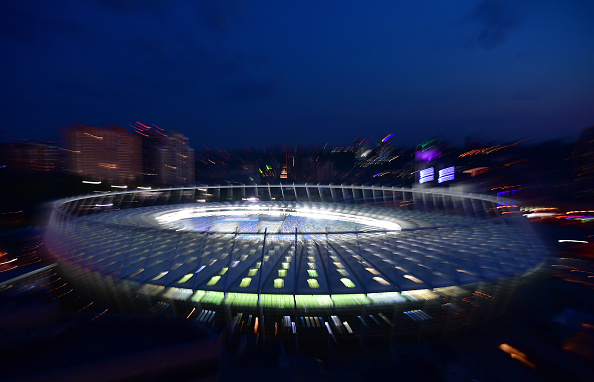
top-left (2, 1), bottom-right (594, 149)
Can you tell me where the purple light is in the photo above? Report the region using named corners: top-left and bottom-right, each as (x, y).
top-left (415, 148), bottom-right (441, 163)
top-left (382, 134), bottom-right (394, 143)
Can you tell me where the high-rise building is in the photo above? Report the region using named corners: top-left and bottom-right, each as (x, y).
top-left (65, 125), bottom-right (141, 183)
top-left (2, 142), bottom-right (61, 173)
top-left (134, 123), bottom-right (194, 186)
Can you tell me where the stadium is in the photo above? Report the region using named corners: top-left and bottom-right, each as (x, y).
top-left (44, 184), bottom-right (547, 342)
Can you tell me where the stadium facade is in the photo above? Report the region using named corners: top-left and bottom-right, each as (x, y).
top-left (44, 185), bottom-right (547, 342)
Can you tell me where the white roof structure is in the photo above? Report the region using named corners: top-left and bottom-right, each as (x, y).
top-left (45, 185), bottom-right (547, 309)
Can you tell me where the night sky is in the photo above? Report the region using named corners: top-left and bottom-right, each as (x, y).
top-left (2, 0), bottom-right (594, 149)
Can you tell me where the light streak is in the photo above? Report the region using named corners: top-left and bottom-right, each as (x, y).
top-left (438, 166), bottom-right (455, 183)
top-left (0, 258), bottom-right (17, 265)
top-left (419, 167), bottom-right (434, 184)
top-left (91, 309), bottom-right (109, 321)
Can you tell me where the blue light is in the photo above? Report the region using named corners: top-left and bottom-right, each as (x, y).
top-left (438, 166), bottom-right (455, 183)
top-left (419, 167), bottom-right (434, 184)
top-left (382, 134), bottom-right (394, 143)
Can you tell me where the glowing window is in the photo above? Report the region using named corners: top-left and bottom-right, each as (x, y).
top-left (152, 271), bottom-right (168, 281)
top-left (240, 277), bottom-right (252, 288)
top-left (337, 269), bottom-right (349, 276)
top-left (178, 274), bottom-right (193, 284)
top-left (365, 268), bottom-right (380, 275)
top-left (340, 278), bottom-right (355, 288)
top-left (456, 269), bottom-right (476, 276)
top-left (248, 269), bottom-right (258, 276)
top-left (207, 276), bottom-right (221, 286)
top-left (403, 274), bottom-right (423, 283)
top-left (282, 262), bottom-right (290, 269)
top-left (307, 270), bottom-right (318, 277)
top-left (170, 263), bottom-right (183, 271)
top-left (219, 267), bottom-right (228, 275)
top-left (373, 277), bottom-right (390, 285)
top-left (308, 262), bottom-right (316, 269)
top-left (307, 279), bottom-right (319, 289)
top-left (278, 269), bottom-right (287, 277)
top-left (333, 262), bottom-right (344, 269)
top-left (274, 279), bottom-right (284, 288)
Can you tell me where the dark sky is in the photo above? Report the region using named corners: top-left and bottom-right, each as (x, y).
top-left (2, 0), bottom-right (594, 149)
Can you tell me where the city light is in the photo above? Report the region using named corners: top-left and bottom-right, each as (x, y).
top-left (381, 133), bottom-right (394, 143)
top-left (419, 167), bottom-right (434, 184)
top-left (438, 166), bottom-right (455, 183)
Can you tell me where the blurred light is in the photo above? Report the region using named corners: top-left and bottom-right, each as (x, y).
top-left (403, 274), bottom-right (423, 283)
top-left (343, 321), bottom-right (353, 334)
top-left (178, 274), bottom-right (193, 283)
top-left (195, 265), bottom-right (206, 273)
top-left (82, 180), bottom-right (101, 184)
top-left (524, 213), bottom-right (558, 219)
top-left (419, 167), bottom-right (434, 184)
top-left (558, 240), bottom-right (588, 243)
top-left (152, 271), bottom-right (168, 281)
top-left (0, 258), bottom-right (17, 266)
top-left (499, 343), bottom-right (536, 369)
top-left (373, 277), bottom-right (390, 285)
top-left (415, 147), bottom-right (440, 163)
top-left (438, 166), bottom-right (455, 183)
top-left (207, 276), bottom-right (221, 286)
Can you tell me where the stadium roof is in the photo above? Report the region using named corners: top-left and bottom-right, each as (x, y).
top-left (52, 201), bottom-right (546, 301)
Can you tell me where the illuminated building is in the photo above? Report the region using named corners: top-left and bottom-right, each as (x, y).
top-left (66, 126), bottom-right (141, 183)
top-left (45, 185), bottom-right (547, 343)
top-left (133, 122), bottom-right (195, 186)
